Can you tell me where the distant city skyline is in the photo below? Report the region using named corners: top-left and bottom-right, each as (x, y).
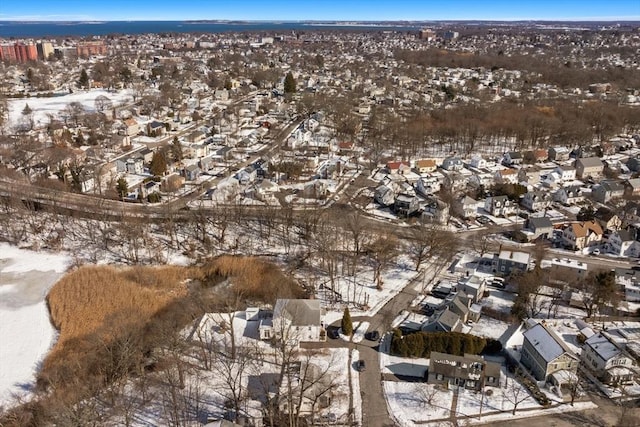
top-left (1, 0), bottom-right (639, 22)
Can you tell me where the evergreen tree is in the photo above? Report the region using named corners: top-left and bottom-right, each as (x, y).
top-left (78, 68), bottom-right (89, 89)
top-left (150, 150), bottom-right (167, 176)
top-left (116, 177), bottom-right (128, 200)
top-left (21, 103), bottom-right (32, 116)
top-left (284, 71), bottom-right (296, 94)
top-left (170, 136), bottom-right (183, 163)
top-left (341, 307), bottom-right (353, 336)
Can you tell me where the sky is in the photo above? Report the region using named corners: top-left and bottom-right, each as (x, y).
top-left (0, 0), bottom-right (638, 22)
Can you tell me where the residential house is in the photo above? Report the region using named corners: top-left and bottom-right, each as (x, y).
top-left (549, 146), bottom-right (571, 161)
top-left (123, 118), bottom-right (139, 136)
top-left (468, 171), bottom-right (496, 189)
top-left (263, 299), bottom-right (325, 344)
top-left (531, 148), bottom-right (549, 163)
top-left (581, 333), bottom-right (636, 385)
top-left (594, 207), bottom-right (622, 231)
top-left (615, 268), bottom-right (640, 302)
top-left (386, 161), bottom-right (410, 175)
top-left (454, 195), bottom-right (479, 219)
top-left (503, 151), bottom-right (523, 166)
top-left (484, 195), bottom-right (516, 217)
top-left (421, 307), bottom-right (464, 333)
top-left (592, 180), bottom-right (625, 203)
top-left (525, 216), bottom-right (554, 240)
top-left (441, 156), bottom-right (464, 172)
top-left (624, 178), bottom-right (640, 198)
top-left (184, 164), bottom-right (200, 181)
top-left (414, 175), bottom-right (442, 196)
top-left (414, 159), bottom-right (438, 174)
top-left (277, 361), bottom-right (333, 418)
top-left (575, 157), bottom-right (604, 180)
top-left (457, 276), bottom-right (487, 305)
top-left (521, 321), bottom-right (580, 384)
top-left (626, 155), bottom-right (640, 173)
top-left (553, 185), bottom-right (584, 205)
top-left (495, 168), bottom-right (518, 184)
top-left (493, 250), bottom-right (530, 276)
top-left (422, 197), bottom-right (450, 224)
top-left (521, 191), bottom-right (552, 212)
top-left (116, 157), bottom-right (144, 175)
top-left (394, 194), bottom-right (420, 217)
top-left (518, 165), bottom-right (554, 186)
top-left (374, 185), bottom-right (395, 206)
top-left (562, 221), bottom-right (604, 250)
top-left (428, 352), bottom-right (501, 391)
top-left (605, 230), bottom-right (640, 258)
top-left (468, 155), bottom-right (487, 169)
top-left (147, 120), bottom-right (166, 137)
top-left (554, 165), bottom-right (577, 182)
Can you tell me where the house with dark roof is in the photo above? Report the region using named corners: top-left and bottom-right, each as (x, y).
top-left (521, 321), bottom-right (579, 383)
top-left (503, 151), bottom-right (523, 166)
top-left (575, 157), bottom-right (604, 180)
top-left (525, 216), bottom-right (554, 240)
top-left (521, 191), bottom-right (552, 212)
top-left (484, 195), bottom-right (516, 217)
top-left (421, 307), bottom-right (464, 333)
top-left (548, 146), bottom-right (570, 161)
top-left (605, 230), bottom-right (640, 258)
top-left (581, 332), bottom-right (637, 385)
top-left (592, 180), bottom-right (625, 204)
top-left (553, 185), bottom-right (584, 205)
top-left (428, 352), bottom-right (501, 391)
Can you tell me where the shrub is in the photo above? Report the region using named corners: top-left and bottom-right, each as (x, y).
top-left (390, 331), bottom-right (487, 357)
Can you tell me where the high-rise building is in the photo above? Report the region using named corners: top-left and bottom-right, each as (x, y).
top-left (37, 41), bottom-right (54, 60)
top-left (77, 41), bottom-right (107, 57)
top-left (0, 42), bottom-right (37, 62)
top-left (15, 43), bottom-right (38, 62)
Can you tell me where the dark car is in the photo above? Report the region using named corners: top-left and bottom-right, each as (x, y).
top-left (327, 328), bottom-right (339, 339)
top-left (357, 360), bottom-right (366, 371)
top-left (366, 330), bottom-right (380, 341)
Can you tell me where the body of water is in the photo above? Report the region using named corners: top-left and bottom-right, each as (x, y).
top-left (0, 21), bottom-right (420, 38)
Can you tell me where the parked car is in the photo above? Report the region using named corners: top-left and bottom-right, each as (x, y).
top-left (327, 328), bottom-right (339, 339)
top-left (366, 330), bottom-right (380, 341)
top-left (357, 360), bottom-right (366, 371)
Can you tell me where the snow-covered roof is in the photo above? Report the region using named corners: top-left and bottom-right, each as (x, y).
top-left (523, 322), bottom-right (575, 363)
top-left (585, 333), bottom-right (622, 361)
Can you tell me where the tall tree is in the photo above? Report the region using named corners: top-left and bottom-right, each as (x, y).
top-left (116, 177), bottom-right (128, 201)
top-left (341, 307), bottom-right (353, 336)
top-left (78, 68), bottom-right (89, 89)
top-left (284, 71), bottom-right (296, 94)
top-left (149, 150), bottom-right (167, 176)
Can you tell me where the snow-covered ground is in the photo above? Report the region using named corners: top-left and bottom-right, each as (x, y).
top-left (0, 244), bottom-right (70, 406)
top-left (7, 89), bottom-right (134, 129)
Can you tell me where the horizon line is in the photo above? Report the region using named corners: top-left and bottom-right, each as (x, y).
top-left (1, 18), bottom-right (640, 23)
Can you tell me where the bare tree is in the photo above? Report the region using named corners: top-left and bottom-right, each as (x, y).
top-left (501, 370), bottom-right (531, 415)
top-left (366, 233), bottom-right (398, 290)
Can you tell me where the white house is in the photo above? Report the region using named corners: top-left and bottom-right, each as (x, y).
top-left (263, 299), bottom-right (325, 344)
top-left (581, 332), bottom-right (636, 385)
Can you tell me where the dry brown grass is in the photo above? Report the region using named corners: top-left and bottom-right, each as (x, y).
top-left (200, 255), bottom-right (307, 303)
top-left (46, 265), bottom-right (189, 346)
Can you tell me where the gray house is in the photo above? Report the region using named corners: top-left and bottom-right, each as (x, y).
top-left (521, 321), bottom-right (579, 384)
top-left (428, 352), bottom-right (501, 391)
top-left (526, 216), bottom-right (554, 240)
top-left (493, 250), bottom-right (530, 276)
top-left (592, 180), bottom-right (625, 203)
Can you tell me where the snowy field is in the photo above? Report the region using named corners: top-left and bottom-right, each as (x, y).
top-left (0, 244), bottom-right (70, 406)
top-left (8, 89), bottom-right (134, 129)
